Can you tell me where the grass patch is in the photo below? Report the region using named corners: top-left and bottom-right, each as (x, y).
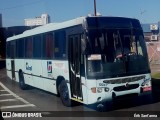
top-left (152, 73), bottom-right (160, 79)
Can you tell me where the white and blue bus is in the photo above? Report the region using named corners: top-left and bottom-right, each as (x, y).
top-left (6, 16), bottom-right (152, 109)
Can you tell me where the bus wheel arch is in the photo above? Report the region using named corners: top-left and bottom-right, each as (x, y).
top-left (18, 70), bottom-right (27, 90)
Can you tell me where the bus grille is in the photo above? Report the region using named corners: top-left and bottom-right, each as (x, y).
top-left (113, 84), bottom-right (139, 92)
top-left (103, 75), bottom-right (145, 84)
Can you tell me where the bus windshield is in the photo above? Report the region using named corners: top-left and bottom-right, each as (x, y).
top-left (85, 28), bottom-right (150, 79)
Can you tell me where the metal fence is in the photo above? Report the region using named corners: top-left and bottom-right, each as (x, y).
top-left (146, 42), bottom-right (160, 73)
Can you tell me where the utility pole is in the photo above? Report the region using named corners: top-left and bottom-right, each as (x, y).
top-left (94, 0), bottom-right (97, 16)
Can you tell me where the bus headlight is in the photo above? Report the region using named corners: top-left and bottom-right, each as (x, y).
top-left (97, 88), bottom-right (102, 93)
top-left (91, 87), bottom-right (103, 93)
top-left (104, 87), bottom-right (110, 92)
top-left (91, 87), bottom-right (96, 93)
top-left (141, 79), bottom-right (150, 86)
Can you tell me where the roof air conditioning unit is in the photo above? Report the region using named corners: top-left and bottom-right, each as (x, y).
top-left (151, 35), bottom-right (158, 41)
top-left (150, 24), bottom-right (158, 30)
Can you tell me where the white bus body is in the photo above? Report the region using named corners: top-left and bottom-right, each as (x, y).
top-left (6, 16), bottom-right (152, 109)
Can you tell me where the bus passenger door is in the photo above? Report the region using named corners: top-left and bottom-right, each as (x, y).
top-left (68, 35), bottom-right (83, 101)
top-left (10, 41), bottom-right (16, 80)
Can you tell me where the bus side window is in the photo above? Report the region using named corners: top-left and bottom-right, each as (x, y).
top-left (10, 41), bottom-right (16, 59)
top-left (25, 37), bottom-right (33, 58)
top-left (33, 35), bottom-right (42, 59)
top-left (54, 31), bottom-right (66, 59)
top-left (16, 39), bottom-right (24, 58)
top-left (42, 32), bottom-right (54, 59)
top-left (6, 42), bottom-right (11, 58)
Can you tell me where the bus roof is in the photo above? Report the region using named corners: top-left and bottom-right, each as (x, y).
top-left (7, 16), bottom-right (140, 41)
top-left (7, 16), bottom-right (86, 41)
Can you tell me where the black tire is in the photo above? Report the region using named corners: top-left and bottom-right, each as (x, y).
top-left (59, 80), bottom-right (72, 107)
top-left (19, 71), bottom-right (27, 90)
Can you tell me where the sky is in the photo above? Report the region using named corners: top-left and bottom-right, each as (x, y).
top-left (0, 0), bottom-right (160, 27)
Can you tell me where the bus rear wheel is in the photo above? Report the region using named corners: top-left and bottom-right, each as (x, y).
top-left (59, 80), bottom-right (72, 107)
top-left (19, 71), bottom-right (27, 90)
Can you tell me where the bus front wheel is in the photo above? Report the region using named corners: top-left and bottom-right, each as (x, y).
top-left (59, 80), bottom-right (72, 107)
top-left (19, 71), bottom-right (27, 90)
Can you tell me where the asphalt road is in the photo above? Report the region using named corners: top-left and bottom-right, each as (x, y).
top-left (0, 68), bottom-right (160, 120)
